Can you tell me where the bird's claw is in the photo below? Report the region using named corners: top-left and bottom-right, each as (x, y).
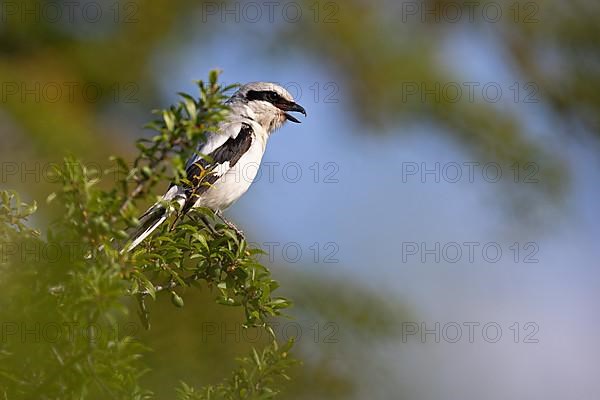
top-left (215, 210), bottom-right (246, 241)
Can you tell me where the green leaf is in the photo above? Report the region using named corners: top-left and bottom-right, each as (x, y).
top-left (46, 192), bottom-right (57, 203)
top-left (179, 93), bottom-right (197, 117)
top-left (171, 291), bottom-right (185, 308)
top-left (252, 347), bottom-right (262, 369)
top-left (209, 69), bottom-right (220, 86)
top-left (163, 110), bottom-right (176, 131)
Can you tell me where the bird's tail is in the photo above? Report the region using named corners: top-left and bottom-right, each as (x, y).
top-left (121, 186), bottom-right (185, 253)
top-left (123, 203), bottom-right (169, 253)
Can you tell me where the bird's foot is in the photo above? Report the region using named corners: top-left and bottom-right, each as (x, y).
top-left (199, 215), bottom-right (218, 235)
top-left (215, 210), bottom-right (246, 241)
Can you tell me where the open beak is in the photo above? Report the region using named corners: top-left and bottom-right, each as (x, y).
top-left (280, 102), bottom-right (307, 123)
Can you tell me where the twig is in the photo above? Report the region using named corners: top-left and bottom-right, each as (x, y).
top-left (141, 273), bottom-right (202, 296)
top-left (118, 138), bottom-right (183, 214)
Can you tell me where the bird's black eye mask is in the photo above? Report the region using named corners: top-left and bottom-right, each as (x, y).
top-left (246, 90), bottom-right (285, 105)
top-left (246, 90), bottom-right (307, 123)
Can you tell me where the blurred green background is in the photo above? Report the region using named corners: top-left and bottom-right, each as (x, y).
top-left (1, 0), bottom-right (599, 399)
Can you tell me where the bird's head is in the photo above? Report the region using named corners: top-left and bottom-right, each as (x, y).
top-left (230, 82), bottom-right (307, 133)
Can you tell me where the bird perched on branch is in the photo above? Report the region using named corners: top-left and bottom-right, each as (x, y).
top-left (124, 82), bottom-right (307, 252)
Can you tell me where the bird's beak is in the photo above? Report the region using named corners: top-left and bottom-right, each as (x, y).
top-left (280, 102), bottom-right (307, 123)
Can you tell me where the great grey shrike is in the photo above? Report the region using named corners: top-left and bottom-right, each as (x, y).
top-left (125, 82), bottom-right (307, 252)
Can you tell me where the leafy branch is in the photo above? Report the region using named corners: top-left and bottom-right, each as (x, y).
top-left (177, 340), bottom-right (298, 400)
top-left (0, 71), bottom-right (296, 399)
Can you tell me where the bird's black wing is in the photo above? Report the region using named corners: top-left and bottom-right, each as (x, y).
top-left (180, 122), bottom-right (253, 215)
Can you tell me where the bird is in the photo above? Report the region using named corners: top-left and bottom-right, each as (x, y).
top-left (124, 82), bottom-right (307, 252)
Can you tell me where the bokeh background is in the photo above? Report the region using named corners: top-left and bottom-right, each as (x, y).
top-left (1, 0), bottom-right (599, 398)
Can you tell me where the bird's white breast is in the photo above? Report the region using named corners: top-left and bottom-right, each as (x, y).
top-left (194, 132), bottom-right (267, 210)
